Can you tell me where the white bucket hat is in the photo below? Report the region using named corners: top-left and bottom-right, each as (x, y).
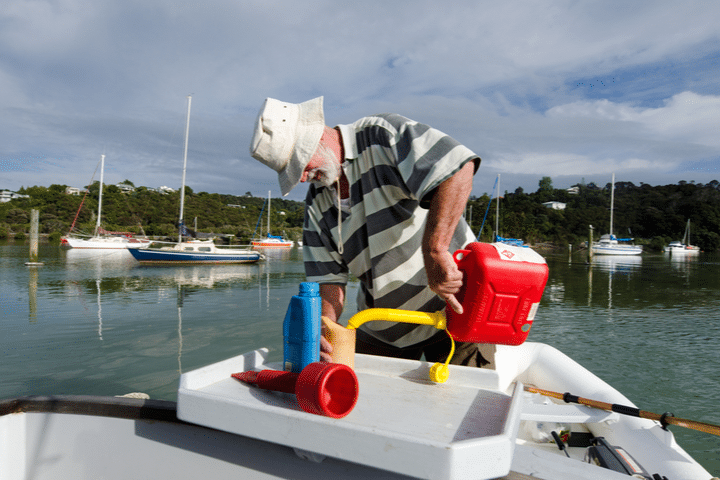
top-left (250, 96), bottom-right (325, 196)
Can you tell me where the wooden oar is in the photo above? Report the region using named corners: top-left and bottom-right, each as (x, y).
top-left (525, 386), bottom-right (720, 437)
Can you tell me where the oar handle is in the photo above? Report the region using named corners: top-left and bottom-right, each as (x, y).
top-left (654, 414), bottom-right (720, 437)
top-left (525, 386), bottom-right (720, 437)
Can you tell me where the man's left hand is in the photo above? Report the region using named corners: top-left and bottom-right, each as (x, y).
top-left (425, 250), bottom-right (464, 314)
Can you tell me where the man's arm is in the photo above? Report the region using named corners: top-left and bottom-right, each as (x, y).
top-left (319, 283), bottom-right (345, 361)
top-left (422, 160), bottom-right (476, 314)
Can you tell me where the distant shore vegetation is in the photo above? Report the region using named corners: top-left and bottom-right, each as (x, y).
top-left (2, 177), bottom-right (720, 252)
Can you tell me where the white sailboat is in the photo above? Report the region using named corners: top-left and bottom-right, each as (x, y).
top-left (128, 96), bottom-right (261, 264)
top-left (493, 174), bottom-right (527, 247)
top-left (62, 155), bottom-right (149, 249)
top-left (591, 173), bottom-right (642, 256)
top-left (665, 219), bottom-right (701, 254)
top-left (251, 190), bottom-right (294, 249)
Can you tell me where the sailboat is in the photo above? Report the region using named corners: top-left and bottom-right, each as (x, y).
top-left (477, 174), bottom-right (527, 247)
top-left (591, 173), bottom-right (642, 256)
top-left (129, 96), bottom-right (262, 264)
top-left (62, 155), bottom-right (150, 249)
top-left (251, 191), bottom-right (294, 249)
top-left (665, 219), bottom-right (700, 254)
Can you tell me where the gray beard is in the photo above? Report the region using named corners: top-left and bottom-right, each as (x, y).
top-left (310, 144), bottom-right (341, 187)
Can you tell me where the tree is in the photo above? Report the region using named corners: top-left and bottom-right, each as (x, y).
top-left (538, 177), bottom-right (553, 194)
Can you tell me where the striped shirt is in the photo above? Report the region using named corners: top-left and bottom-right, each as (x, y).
top-left (303, 114), bottom-right (479, 348)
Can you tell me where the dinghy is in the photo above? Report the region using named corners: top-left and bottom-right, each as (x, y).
top-left (1, 341), bottom-right (714, 480)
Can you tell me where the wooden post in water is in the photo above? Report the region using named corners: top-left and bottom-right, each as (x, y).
top-left (25, 209), bottom-right (44, 266)
top-left (588, 225), bottom-right (594, 262)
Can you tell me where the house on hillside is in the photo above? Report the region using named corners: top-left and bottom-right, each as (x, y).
top-left (115, 184), bottom-right (135, 193)
top-left (0, 190), bottom-right (30, 203)
top-left (65, 187), bottom-right (82, 196)
top-left (542, 201), bottom-right (566, 210)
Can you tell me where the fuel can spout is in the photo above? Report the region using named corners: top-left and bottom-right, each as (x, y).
top-left (232, 362), bottom-right (359, 418)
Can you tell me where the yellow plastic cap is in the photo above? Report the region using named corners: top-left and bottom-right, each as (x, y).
top-left (429, 363), bottom-right (450, 383)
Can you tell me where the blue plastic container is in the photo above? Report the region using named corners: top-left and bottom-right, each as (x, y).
top-left (283, 282), bottom-right (322, 372)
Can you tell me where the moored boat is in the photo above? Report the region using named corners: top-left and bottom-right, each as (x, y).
top-left (251, 234), bottom-right (294, 248)
top-left (62, 154), bottom-right (150, 249)
top-left (665, 220), bottom-right (701, 254)
top-left (126, 96), bottom-right (260, 265)
top-left (592, 234), bottom-right (643, 256)
top-left (592, 174), bottom-right (642, 256)
top-left (251, 191), bottom-right (294, 249)
top-left (128, 238), bottom-right (262, 264)
top-left (1, 341), bottom-right (714, 480)
top-left (63, 230), bottom-right (150, 249)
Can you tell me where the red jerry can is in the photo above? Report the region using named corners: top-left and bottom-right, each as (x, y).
top-left (445, 242), bottom-right (549, 345)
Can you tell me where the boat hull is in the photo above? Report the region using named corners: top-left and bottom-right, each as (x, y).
top-left (251, 240), bottom-right (293, 249)
top-left (63, 236), bottom-right (149, 249)
top-left (0, 342), bottom-right (711, 480)
top-left (591, 245), bottom-right (643, 255)
top-left (128, 248), bottom-right (261, 264)
top-left (665, 244), bottom-right (700, 255)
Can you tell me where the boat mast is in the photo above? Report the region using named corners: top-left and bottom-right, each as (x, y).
top-left (267, 190), bottom-right (271, 237)
top-left (178, 95), bottom-right (192, 244)
top-left (609, 172), bottom-right (615, 237)
top-left (495, 174), bottom-right (500, 241)
top-left (94, 154), bottom-right (105, 237)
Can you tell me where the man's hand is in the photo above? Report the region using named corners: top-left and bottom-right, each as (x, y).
top-left (320, 328), bottom-right (334, 362)
top-left (425, 249), bottom-right (464, 314)
top-left (319, 284), bottom-right (345, 362)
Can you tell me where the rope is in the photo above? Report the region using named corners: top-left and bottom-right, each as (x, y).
top-left (68, 159), bottom-right (101, 232)
top-left (251, 197), bottom-right (267, 239)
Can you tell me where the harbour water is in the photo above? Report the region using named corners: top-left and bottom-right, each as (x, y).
top-left (1, 241), bottom-right (719, 475)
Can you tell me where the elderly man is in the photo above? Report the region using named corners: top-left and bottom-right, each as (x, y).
top-left (251, 96), bottom-right (494, 368)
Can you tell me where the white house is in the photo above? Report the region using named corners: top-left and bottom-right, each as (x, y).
top-left (0, 190), bottom-right (30, 203)
top-left (542, 201), bottom-right (566, 210)
top-left (65, 187), bottom-right (82, 196)
top-left (115, 184), bottom-right (135, 193)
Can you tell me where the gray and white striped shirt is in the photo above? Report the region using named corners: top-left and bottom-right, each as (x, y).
top-left (303, 113), bottom-right (479, 348)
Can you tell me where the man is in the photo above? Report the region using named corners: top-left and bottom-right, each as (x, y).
top-left (251, 96), bottom-right (494, 368)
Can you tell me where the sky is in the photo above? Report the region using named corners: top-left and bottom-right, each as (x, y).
top-left (1, 1), bottom-right (720, 202)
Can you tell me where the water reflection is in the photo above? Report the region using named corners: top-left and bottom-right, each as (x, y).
top-left (590, 255), bottom-right (643, 310)
top-left (666, 249), bottom-right (701, 277)
top-left (28, 267), bottom-right (39, 322)
top-left (591, 254), bottom-right (642, 272)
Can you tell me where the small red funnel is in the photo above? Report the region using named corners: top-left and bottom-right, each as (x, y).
top-left (232, 362), bottom-right (358, 418)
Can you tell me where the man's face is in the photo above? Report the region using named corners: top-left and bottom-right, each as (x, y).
top-left (303, 142), bottom-right (341, 187)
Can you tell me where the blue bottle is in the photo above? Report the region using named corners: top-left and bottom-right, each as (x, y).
top-left (283, 282), bottom-right (322, 372)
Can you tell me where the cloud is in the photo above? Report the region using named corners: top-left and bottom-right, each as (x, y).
top-left (1, 1), bottom-right (720, 200)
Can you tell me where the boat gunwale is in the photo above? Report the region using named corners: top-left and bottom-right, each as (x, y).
top-left (0, 395), bottom-right (181, 423)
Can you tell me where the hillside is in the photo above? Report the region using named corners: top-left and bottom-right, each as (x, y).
top-left (2, 177), bottom-right (720, 251)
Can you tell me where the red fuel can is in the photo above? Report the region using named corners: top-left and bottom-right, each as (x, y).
top-left (445, 242), bottom-right (549, 345)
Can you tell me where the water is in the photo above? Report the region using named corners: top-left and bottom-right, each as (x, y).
top-left (1, 241), bottom-right (718, 475)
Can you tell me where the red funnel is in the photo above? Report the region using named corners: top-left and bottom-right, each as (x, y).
top-left (232, 362), bottom-right (358, 418)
